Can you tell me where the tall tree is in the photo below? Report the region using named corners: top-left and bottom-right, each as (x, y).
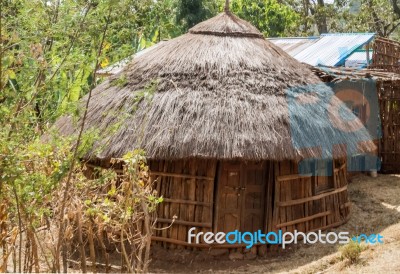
top-left (365, 0), bottom-right (400, 37)
top-left (337, 0), bottom-right (400, 38)
top-left (176, 0), bottom-right (215, 31)
top-left (231, 0), bottom-right (300, 37)
top-left (313, 0), bottom-right (328, 34)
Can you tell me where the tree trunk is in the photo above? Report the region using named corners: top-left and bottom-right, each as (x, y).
top-left (316, 0), bottom-right (328, 34)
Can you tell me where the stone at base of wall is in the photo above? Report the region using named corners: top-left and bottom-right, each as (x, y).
top-left (209, 249), bottom-right (229, 256)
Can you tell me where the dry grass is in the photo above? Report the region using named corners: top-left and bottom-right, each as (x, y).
top-left (50, 11), bottom-right (374, 162)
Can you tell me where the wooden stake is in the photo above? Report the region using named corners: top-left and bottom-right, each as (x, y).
top-left (225, 0), bottom-right (230, 12)
top-left (77, 208), bottom-right (87, 273)
top-left (88, 224), bottom-right (96, 273)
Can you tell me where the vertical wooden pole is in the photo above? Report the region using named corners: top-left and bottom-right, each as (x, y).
top-left (272, 162), bottom-right (280, 231)
top-left (225, 0), bottom-right (230, 12)
top-left (212, 161), bottom-right (221, 234)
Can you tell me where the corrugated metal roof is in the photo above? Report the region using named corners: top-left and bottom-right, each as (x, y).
top-left (268, 37), bottom-right (318, 56)
top-left (269, 33), bottom-right (375, 67)
top-left (346, 50), bottom-right (373, 61)
top-left (345, 50), bottom-right (373, 68)
top-left (295, 33), bottom-right (374, 66)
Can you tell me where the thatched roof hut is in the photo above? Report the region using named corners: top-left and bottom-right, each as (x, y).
top-left (54, 12), bottom-right (373, 161)
top-left (52, 11), bottom-right (375, 251)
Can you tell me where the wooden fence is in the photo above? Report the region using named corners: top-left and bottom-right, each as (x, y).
top-left (371, 37), bottom-right (400, 74)
top-left (378, 80), bottom-right (400, 173)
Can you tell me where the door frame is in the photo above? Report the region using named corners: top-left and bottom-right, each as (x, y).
top-left (213, 160), bottom-right (270, 233)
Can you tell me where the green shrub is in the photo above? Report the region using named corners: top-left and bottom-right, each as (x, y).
top-left (339, 240), bottom-right (364, 264)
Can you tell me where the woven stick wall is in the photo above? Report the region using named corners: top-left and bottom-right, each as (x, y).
top-left (371, 37), bottom-right (400, 74)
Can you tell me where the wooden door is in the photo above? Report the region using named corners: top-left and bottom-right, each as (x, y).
top-left (242, 162), bottom-right (266, 232)
top-left (216, 161), bottom-right (267, 233)
top-left (217, 163), bottom-right (242, 232)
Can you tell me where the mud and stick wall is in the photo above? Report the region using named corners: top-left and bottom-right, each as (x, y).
top-left (148, 158), bottom-right (350, 251)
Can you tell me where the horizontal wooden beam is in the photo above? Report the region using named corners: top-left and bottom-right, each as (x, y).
top-left (276, 211), bottom-right (331, 228)
top-left (277, 185), bottom-right (348, 207)
top-left (163, 198), bottom-right (212, 207)
top-left (152, 236), bottom-right (209, 248)
top-left (149, 171), bottom-right (214, 181)
top-left (278, 215), bottom-right (350, 242)
top-left (153, 218), bottom-right (212, 228)
top-left (375, 37), bottom-right (400, 46)
top-left (84, 164), bottom-right (215, 181)
top-left (151, 236), bottom-right (263, 248)
top-left (277, 173), bottom-right (312, 182)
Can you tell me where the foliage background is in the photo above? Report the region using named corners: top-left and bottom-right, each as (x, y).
top-left (1, 0), bottom-right (400, 272)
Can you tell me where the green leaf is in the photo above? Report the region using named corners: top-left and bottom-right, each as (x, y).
top-left (139, 36), bottom-right (146, 51)
top-left (69, 86), bottom-right (81, 102)
top-left (151, 29), bottom-right (159, 43)
top-left (7, 70), bottom-right (16, 80)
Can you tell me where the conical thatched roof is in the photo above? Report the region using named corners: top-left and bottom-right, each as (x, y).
top-left (52, 12), bottom-right (375, 161)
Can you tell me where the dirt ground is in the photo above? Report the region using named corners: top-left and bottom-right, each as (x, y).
top-left (150, 173), bottom-right (400, 273)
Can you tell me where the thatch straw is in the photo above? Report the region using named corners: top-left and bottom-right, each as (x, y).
top-left (51, 12), bottom-right (375, 161)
